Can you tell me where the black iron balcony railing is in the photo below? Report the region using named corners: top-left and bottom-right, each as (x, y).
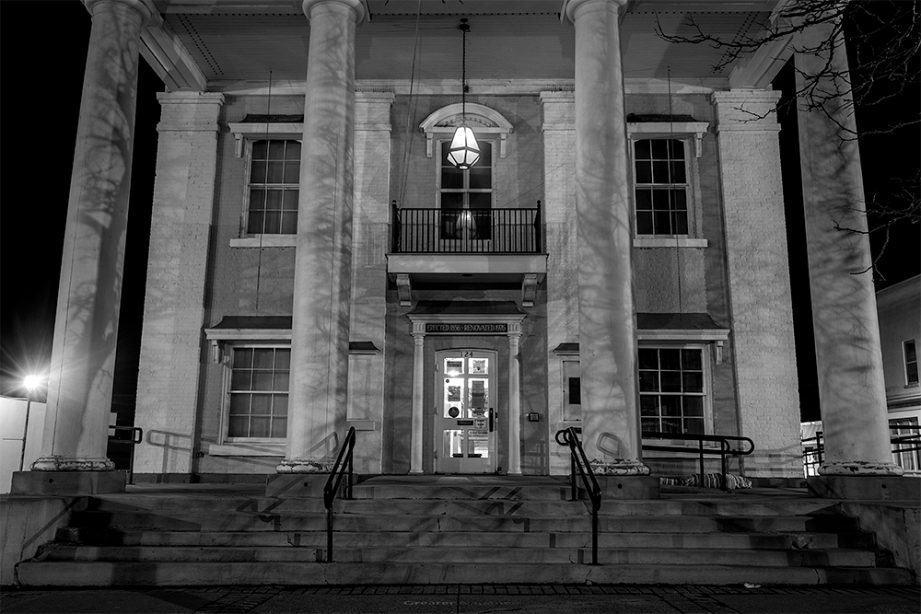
top-left (391, 202), bottom-right (542, 254)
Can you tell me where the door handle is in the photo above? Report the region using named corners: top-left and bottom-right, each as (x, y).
top-left (489, 408), bottom-right (495, 432)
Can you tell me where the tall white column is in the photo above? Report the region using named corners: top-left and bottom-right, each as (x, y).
top-left (134, 92), bottom-right (224, 475)
top-left (712, 90), bottom-right (802, 478)
top-left (33, 0), bottom-right (153, 472)
top-left (278, 0), bottom-right (365, 472)
top-left (507, 326), bottom-right (522, 475)
top-left (410, 330), bottom-right (426, 474)
top-left (565, 0), bottom-right (648, 475)
top-left (795, 23), bottom-right (901, 476)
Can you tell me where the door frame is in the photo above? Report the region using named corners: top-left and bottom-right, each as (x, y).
top-left (434, 348), bottom-right (498, 474)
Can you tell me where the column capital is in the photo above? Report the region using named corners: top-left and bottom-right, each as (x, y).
top-left (84, 0), bottom-right (156, 24)
top-left (302, 0), bottom-right (366, 24)
top-left (562, 0), bottom-right (628, 23)
top-left (156, 92), bottom-right (225, 132)
top-left (711, 89), bottom-right (782, 133)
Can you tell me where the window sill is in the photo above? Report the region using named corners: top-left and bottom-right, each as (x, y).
top-left (634, 237), bottom-right (708, 248)
top-left (230, 236), bottom-right (296, 248)
top-left (204, 441), bottom-right (285, 457)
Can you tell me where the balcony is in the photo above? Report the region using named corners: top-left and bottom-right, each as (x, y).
top-left (387, 203), bottom-right (547, 307)
top-left (391, 204), bottom-right (542, 254)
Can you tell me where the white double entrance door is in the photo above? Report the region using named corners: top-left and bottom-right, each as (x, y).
top-left (434, 349), bottom-right (497, 474)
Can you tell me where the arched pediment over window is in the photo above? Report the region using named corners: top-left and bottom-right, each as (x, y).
top-left (419, 103), bottom-right (514, 159)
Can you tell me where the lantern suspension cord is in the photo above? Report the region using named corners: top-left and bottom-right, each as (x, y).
top-left (667, 66), bottom-right (684, 317)
top-left (397, 0), bottom-right (422, 209)
top-left (460, 18), bottom-right (468, 123)
top-left (255, 68), bottom-right (273, 312)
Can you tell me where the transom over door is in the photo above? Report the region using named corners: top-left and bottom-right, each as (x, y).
top-left (435, 349), bottom-right (497, 474)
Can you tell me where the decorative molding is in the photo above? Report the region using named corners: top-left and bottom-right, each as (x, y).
top-left (213, 78), bottom-right (724, 97)
top-left (204, 327), bottom-right (292, 342)
top-left (227, 122), bottom-right (303, 158)
top-left (522, 273), bottom-right (539, 307)
top-left (627, 122), bottom-right (710, 158)
top-left (419, 103), bottom-right (514, 158)
top-left (396, 273), bottom-right (412, 307)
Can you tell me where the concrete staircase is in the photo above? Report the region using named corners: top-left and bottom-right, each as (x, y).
top-left (13, 476), bottom-right (915, 586)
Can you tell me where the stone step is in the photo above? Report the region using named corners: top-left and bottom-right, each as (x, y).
top-left (15, 560), bottom-right (914, 587)
top-left (82, 496), bottom-right (842, 518)
top-left (57, 528), bottom-right (845, 550)
top-left (39, 544), bottom-right (878, 568)
top-left (68, 510), bottom-right (828, 533)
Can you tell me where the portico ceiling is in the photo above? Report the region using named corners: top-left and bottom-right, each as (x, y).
top-left (147, 0), bottom-right (785, 89)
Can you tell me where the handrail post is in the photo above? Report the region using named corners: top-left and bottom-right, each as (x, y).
top-left (570, 444), bottom-right (577, 501)
top-left (326, 508), bottom-right (333, 563)
top-left (720, 440), bottom-right (729, 492)
top-left (698, 436), bottom-right (705, 486)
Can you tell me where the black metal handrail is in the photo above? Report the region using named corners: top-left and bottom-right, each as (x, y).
top-left (322, 426), bottom-right (356, 563)
top-left (641, 431), bottom-right (754, 492)
top-left (107, 426), bottom-right (143, 485)
top-left (803, 426), bottom-right (921, 476)
top-left (554, 427), bottom-right (601, 565)
top-left (391, 201), bottom-right (543, 254)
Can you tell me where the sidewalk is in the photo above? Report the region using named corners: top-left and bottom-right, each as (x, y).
top-left (2, 584), bottom-right (918, 614)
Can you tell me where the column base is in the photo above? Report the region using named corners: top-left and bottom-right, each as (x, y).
top-left (589, 459), bottom-right (651, 476)
top-left (275, 459), bottom-right (333, 473)
top-left (31, 456), bottom-right (116, 471)
top-left (11, 470), bottom-right (126, 495)
top-left (818, 461), bottom-right (904, 477)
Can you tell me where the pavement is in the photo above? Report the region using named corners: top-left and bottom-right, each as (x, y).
top-left (1, 584), bottom-right (919, 614)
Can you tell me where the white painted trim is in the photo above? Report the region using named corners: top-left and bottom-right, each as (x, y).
top-left (230, 236), bottom-right (297, 248)
top-left (420, 103), bottom-right (513, 158)
top-left (204, 329), bottom-right (292, 341)
top-left (637, 330), bottom-right (729, 342)
top-left (212, 78), bottom-right (725, 96)
top-left (227, 123), bottom-right (303, 158)
top-left (633, 237), bottom-right (709, 248)
top-left (627, 122), bottom-right (709, 158)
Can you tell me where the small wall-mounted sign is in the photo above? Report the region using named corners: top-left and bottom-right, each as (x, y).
top-left (527, 412), bottom-right (541, 422)
top-left (457, 419), bottom-right (475, 426)
top-left (425, 323), bottom-right (508, 334)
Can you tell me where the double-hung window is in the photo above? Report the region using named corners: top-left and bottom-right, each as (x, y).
top-left (905, 340), bottom-right (919, 386)
top-left (633, 139), bottom-right (688, 236)
top-left (227, 346), bottom-right (290, 439)
top-left (439, 140), bottom-right (493, 240)
top-left (246, 139), bottom-right (300, 235)
top-left (639, 346), bottom-right (707, 434)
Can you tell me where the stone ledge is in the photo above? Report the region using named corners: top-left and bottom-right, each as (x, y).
top-left (10, 471), bottom-right (126, 495)
top-left (595, 476), bottom-right (660, 499)
top-left (808, 475), bottom-right (921, 502)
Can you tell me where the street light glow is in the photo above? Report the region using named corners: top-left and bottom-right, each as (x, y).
top-left (23, 374), bottom-right (43, 393)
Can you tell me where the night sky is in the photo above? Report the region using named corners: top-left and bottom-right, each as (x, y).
top-left (0, 1), bottom-right (917, 425)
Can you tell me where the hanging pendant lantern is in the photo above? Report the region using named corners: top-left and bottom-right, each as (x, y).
top-left (448, 126), bottom-right (480, 169)
top-left (448, 19), bottom-right (479, 170)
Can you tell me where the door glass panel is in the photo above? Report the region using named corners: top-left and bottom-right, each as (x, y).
top-left (445, 358), bottom-right (464, 375)
top-left (443, 430), bottom-right (464, 458)
top-left (444, 377), bottom-right (464, 418)
top-left (469, 358), bottom-right (488, 374)
top-left (468, 378), bottom-right (488, 418)
top-left (467, 430), bottom-right (489, 458)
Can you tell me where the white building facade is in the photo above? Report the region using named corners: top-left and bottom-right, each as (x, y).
top-left (24, 0), bottom-right (903, 488)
